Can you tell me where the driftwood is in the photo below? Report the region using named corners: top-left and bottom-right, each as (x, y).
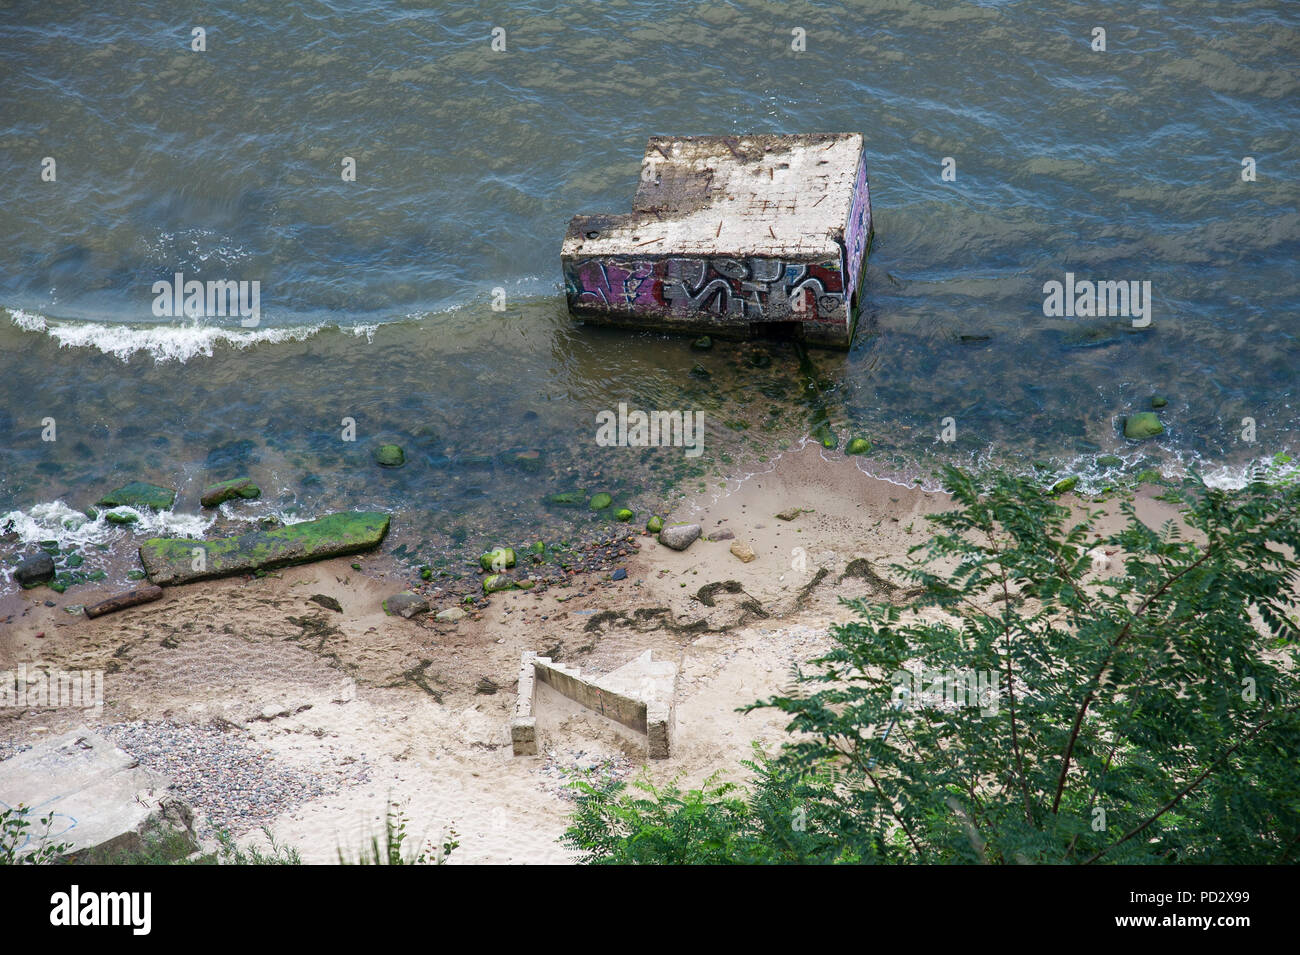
top-left (84, 584), bottom-right (163, 619)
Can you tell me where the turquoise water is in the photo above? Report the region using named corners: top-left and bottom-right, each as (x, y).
top-left (1, 0), bottom-right (1297, 592)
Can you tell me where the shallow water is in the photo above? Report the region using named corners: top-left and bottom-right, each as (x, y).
top-left (1, 0), bottom-right (1297, 592)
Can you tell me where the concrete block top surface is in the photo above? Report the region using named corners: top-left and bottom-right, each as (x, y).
top-left (563, 133), bottom-right (864, 260)
top-left (0, 730), bottom-right (172, 855)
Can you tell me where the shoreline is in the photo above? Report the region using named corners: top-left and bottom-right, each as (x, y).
top-left (0, 445), bottom-right (1185, 863)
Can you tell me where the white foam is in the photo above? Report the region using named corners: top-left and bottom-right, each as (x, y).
top-left (0, 500), bottom-right (213, 552)
top-left (8, 309), bottom-right (323, 363)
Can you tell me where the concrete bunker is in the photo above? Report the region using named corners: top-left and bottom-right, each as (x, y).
top-left (562, 133), bottom-right (873, 348)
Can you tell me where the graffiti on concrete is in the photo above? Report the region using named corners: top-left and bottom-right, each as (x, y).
top-left (843, 155), bottom-right (872, 307)
top-left (566, 256), bottom-right (846, 322)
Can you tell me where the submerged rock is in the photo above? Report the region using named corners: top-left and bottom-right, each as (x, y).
top-left (15, 553), bottom-right (55, 588)
top-left (97, 481), bottom-right (176, 511)
top-left (845, 437), bottom-right (871, 455)
top-left (547, 490), bottom-right (585, 507)
top-left (1124, 412), bottom-right (1164, 440)
top-left (658, 523), bottom-right (701, 551)
top-left (201, 477), bottom-right (261, 508)
top-left (104, 509), bottom-right (139, 525)
top-left (589, 492), bottom-right (613, 510)
top-left (383, 591), bottom-right (429, 619)
top-left (691, 335), bottom-right (713, 351)
top-left (138, 511), bottom-right (390, 585)
top-left (615, 508), bottom-right (634, 522)
top-left (374, 444), bottom-right (405, 468)
top-left (512, 449), bottom-right (543, 472)
top-left (1150, 396), bottom-right (1168, 409)
top-left (1096, 455), bottom-right (1123, 468)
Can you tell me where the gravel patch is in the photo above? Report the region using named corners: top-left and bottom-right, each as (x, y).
top-left (0, 740), bottom-right (33, 763)
top-left (103, 719), bottom-right (370, 839)
top-left (535, 748), bottom-right (634, 801)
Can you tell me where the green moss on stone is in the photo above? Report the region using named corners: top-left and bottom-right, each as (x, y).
top-left (480, 547), bottom-right (517, 571)
top-left (138, 511), bottom-right (390, 585)
top-left (97, 482), bottom-right (176, 510)
top-left (201, 477), bottom-right (261, 508)
top-left (374, 444), bottom-right (405, 468)
top-left (1124, 412), bottom-right (1164, 440)
top-left (589, 492), bottom-right (613, 510)
top-left (1051, 476), bottom-right (1079, 495)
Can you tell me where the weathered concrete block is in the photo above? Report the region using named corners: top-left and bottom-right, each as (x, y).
top-left (563, 133), bottom-right (872, 348)
top-left (510, 716), bottom-right (537, 756)
top-left (139, 511), bottom-right (390, 585)
top-left (646, 701), bottom-right (672, 760)
top-left (0, 730), bottom-right (195, 862)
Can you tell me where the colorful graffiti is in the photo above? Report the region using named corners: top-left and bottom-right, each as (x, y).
top-left (843, 155), bottom-right (872, 309)
top-left (566, 255), bottom-right (847, 323)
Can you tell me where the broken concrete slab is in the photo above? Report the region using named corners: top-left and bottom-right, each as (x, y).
top-left (138, 511), bottom-right (390, 585)
top-left (562, 133), bottom-right (873, 348)
top-left (0, 730), bottom-right (195, 862)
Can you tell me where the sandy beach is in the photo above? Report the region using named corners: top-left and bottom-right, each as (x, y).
top-left (0, 443), bottom-right (1190, 864)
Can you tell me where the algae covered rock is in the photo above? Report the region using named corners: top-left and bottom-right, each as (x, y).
top-left (589, 492), bottom-right (613, 510)
top-left (97, 481), bottom-right (176, 511)
top-left (104, 509), bottom-right (139, 525)
top-left (201, 477), bottom-right (261, 508)
top-left (646, 516), bottom-right (664, 534)
top-left (483, 573), bottom-right (517, 594)
top-left (615, 508), bottom-right (634, 522)
top-left (1150, 396), bottom-right (1168, 409)
top-left (480, 547), bottom-right (517, 572)
top-left (547, 490), bottom-right (584, 507)
top-left (138, 511), bottom-right (390, 585)
top-left (15, 553), bottom-right (55, 588)
top-left (1051, 476), bottom-right (1079, 495)
top-left (1096, 455), bottom-right (1123, 468)
top-left (374, 444), bottom-right (405, 468)
top-left (845, 437), bottom-right (871, 455)
top-left (1124, 413), bottom-right (1164, 440)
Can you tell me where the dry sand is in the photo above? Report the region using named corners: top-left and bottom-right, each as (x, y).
top-left (0, 444), bottom-right (1181, 864)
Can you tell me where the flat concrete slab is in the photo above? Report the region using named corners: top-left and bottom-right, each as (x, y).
top-left (139, 510), bottom-right (390, 585)
top-left (563, 133), bottom-right (872, 347)
top-left (0, 730), bottom-right (194, 861)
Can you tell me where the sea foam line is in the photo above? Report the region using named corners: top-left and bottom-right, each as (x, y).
top-left (8, 309), bottom-right (324, 363)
